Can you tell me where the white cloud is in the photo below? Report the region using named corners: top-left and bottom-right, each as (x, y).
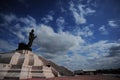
top-left (0, 13), bottom-right (17, 26)
top-left (3, 14), bottom-right (17, 23)
top-left (83, 41), bottom-right (120, 69)
top-left (38, 38), bottom-right (120, 70)
top-left (73, 25), bottom-right (94, 37)
top-left (34, 24), bottom-right (84, 53)
top-left (99, 25), bottom-right (108, 35)
top-left (75, 40), bottom-right (114, 58)
top-left (82, 26), bottom-right (93, 37)
top-left (19, 15), bottom-right (36, 26)
top-left (55, 40), bottom-right (120, 70)
top-left (56, 17), bottom-right (65, 31)
top-left (60, 7), bottom-right (66, 13)
top-left (0, 39), bottom-right (16, 51)
top-left (73, 11), bottom-right (86, 24)
top-left (69, 1), bottom-right (96, 25)
top-left (56, 17), bottom-right (65, 26)
top-left (69, 2), bottom-right (86, 24)
top-left (41, 15), bottom-right (53, 23)
top-left (12, 31), bottom-right (25, 41)
top-left (107, 46), bottom-right (120, 57)
top-left (85, 8), bottom-right (96, 14)
top-left (51, 52), bottom-right (89, 70)
top-left (108, 20), bottom-right (119, 28)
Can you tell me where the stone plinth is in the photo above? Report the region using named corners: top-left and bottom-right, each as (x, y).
top-left (0, 50), bottom-right (59, 79)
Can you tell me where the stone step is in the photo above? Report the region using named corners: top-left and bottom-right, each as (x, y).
top-left (4, 77), bottom-right (19, 80)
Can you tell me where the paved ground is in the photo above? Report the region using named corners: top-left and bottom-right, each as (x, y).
top-left (29, 75), bottom-right (120, 80)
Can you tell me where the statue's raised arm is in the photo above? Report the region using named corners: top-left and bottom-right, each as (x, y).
top-left (27, 29), bottom-right (37, 48)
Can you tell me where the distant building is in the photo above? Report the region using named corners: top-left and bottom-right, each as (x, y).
top-left (74, 70), bottom-right (84, 75)
top-left (83, 69), bottom-right (96, 75)
top-left (74, 69), bottom-right (96, 75)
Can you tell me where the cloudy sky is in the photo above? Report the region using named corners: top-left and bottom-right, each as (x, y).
top-left (0, 0), bottom-right (120, 71)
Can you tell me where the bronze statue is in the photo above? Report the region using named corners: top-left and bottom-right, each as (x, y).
top-left (27, 29), bottom-right (37, 48)
top-left (17, 29), bottom-right (37, 51)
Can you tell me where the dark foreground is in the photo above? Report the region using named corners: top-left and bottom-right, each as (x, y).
top-left (24, 75), bottom-right (120, 80)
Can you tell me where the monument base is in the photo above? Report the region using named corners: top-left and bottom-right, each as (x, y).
top-left (16, 43), bottom-right (32, 51)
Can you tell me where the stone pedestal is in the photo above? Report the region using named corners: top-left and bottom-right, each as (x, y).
top-left (16, 43), bottom-right (32, 51)
top-left (0, 50), bottom-right (58, 79)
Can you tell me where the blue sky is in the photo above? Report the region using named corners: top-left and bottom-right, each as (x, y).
top-left (0, 0), bottom-right (120, 70)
